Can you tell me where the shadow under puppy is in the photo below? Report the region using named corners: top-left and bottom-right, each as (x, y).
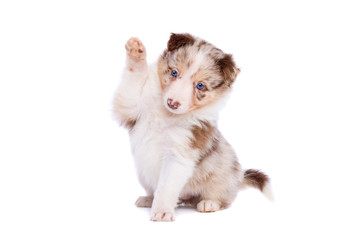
top-left (113, 33), bottom-right (272, 221)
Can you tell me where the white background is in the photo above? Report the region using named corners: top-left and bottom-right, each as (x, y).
top-left (1, 0), bottom-right (359, 239)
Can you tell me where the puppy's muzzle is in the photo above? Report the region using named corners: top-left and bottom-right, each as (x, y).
top-left (167, 98), bottom-right (181, 110)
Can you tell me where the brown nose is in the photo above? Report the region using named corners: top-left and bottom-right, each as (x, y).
top-left (167, 98), bottom-right (181, 110)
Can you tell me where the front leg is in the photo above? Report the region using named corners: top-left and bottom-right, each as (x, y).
top-left (113, 37), bottom-right (148, 129)
top-left (151, 159), bottom-right (194, 222)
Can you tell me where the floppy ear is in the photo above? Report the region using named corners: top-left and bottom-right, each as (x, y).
top-left (217, 54), bottom-right (240, 87)
top-left (167, 33), bottom-right (196, 52)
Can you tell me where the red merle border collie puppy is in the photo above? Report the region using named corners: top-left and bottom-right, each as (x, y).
top-left (113, 33), bottom-right (272, 221)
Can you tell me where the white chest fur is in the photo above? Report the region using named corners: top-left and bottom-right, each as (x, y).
top-left (130, 109), bottom-right (195, 192)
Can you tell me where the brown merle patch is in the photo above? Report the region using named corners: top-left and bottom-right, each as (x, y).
top-left (197, 40), bottom-right (208, 50)
top-left (190, 121), bottom-right (215, 151)
top-left (167, 33), bottom-right (196, 52)
top-left (197, 138), bottom-right (219, 164)
top-left (123, 118), bottom-right (137, 132)
top-left (217, 54), bottom-right (240, 87)
top-left (244, 169), bottom-right (269, 191)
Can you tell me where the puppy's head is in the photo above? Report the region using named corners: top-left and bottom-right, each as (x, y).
top-left (158, 33), bottom-right (240, 114)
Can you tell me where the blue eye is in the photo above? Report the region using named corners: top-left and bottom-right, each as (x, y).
top-left (196, 82), bottom-right (205, 90)
top-left (171, 70), bottom-right (178, 77)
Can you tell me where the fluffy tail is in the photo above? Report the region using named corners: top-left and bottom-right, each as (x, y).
top-left (242, 169), bottom-right (274, 201)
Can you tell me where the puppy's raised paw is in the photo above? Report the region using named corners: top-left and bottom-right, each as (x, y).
top-left (125, 37), bottom-right (146, 62)
top-left (150, 211), bottom-right (175, 222)
top-left (196, 200), bottom-right (221, 213)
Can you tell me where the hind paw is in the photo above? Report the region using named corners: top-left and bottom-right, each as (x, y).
top-left (135, 196), bottom-right (153, 208)
top-left (196, 200), bottom-right (222, 213)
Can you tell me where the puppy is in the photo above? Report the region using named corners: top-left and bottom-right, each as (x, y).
top-left (113, 33), bottom-right (271, 221)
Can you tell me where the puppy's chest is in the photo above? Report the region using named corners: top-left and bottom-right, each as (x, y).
top-left (130, 111), bottom-right (193, 159)
top-left (130, 113), bottom-right (192, 148)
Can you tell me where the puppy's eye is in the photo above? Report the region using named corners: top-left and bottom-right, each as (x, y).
top-left (171, 70), bottom-right (178, 77)
top-left (196, 82), bottom-right (205, 90)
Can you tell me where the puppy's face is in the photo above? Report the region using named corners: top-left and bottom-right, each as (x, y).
top-left (158, 33), bottom-right (240, 114)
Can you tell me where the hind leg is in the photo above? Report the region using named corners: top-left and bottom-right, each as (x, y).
top-left (195, 181), bottom-right (238, 213)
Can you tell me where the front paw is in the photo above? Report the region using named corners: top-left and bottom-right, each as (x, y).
top-left (150, 209), bottom-right (175, 222)
top-left (125, 37), bottom-right (146, 62)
